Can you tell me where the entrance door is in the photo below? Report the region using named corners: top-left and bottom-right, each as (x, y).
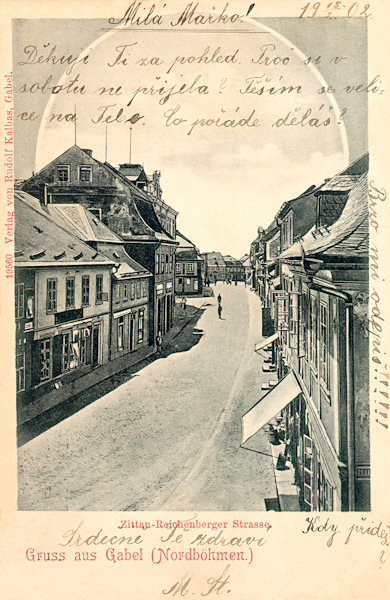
top-left (92, 323), bottom-right (101, 366)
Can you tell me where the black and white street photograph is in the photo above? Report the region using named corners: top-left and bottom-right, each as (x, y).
top-left (11, 8), bottom-right (372, 513)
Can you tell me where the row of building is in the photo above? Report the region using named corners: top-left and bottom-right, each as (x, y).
top-left (14, 144), bottom-right (211, 425)
top-left (244, 153), bottom-right (370, 511)
top-left (202, 251), bottom-right (249, 283)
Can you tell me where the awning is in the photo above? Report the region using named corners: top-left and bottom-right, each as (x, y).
top-left (241, 372), bottom-right (302, 444)
top-left (254, 332), bottom-right (279, 353)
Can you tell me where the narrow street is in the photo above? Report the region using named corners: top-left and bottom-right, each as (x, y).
top-left (18, 283), bottom-right (277, 511)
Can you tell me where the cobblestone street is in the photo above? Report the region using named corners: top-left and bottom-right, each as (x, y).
top-left (18, 283), bottom-right (277, 511)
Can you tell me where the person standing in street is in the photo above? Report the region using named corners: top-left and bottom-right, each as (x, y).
top-left (217, 293), bottom-right (222, 305)
top-left (218, 304), bottom-right (223, 319)
top-left (156, 331), bottom-right (163, 354)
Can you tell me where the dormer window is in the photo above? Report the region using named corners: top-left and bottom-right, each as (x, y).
top-left (57, 165), bottom-right (70, 183)
top-left (79, 165), bottom-right (92, 183)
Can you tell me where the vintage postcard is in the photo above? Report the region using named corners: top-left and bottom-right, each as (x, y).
top-left (0, 0), bottom-right (389, 597)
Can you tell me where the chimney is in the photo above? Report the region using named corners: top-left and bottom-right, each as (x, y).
top-left (83, 149), bottom-right (93, 157)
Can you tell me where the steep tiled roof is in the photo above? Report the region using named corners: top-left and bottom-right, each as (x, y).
top-left (96, 243), bottom-right (150, 278)
top-left (223, 255), bottom-right (242, 266)
top-left (176, 248), bottom-right (199, 261)
top-left (14, 191), bottom-right (114, 267)
top-left (280, 175), bottom-right (368, 260)
top-left (205, 252), bottom-right (225, 267)
top-left (316, 174), bottom-right (360, 193)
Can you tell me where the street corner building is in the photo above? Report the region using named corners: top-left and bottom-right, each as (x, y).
top-left (245, 153), bottom-right (370, 511)
top-left (175, 231), bottom-right (203, 295)
top-left (14, 191), bottom-right (115, 425)
top-left (15, 143), bottom-right (185, 424)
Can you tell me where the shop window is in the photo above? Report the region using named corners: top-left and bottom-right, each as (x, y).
top-left (40, 338), bottom-right (51, 381)
top-left (61, 332), bottom-right (73, 372)
top-left (138, 309), bottom-right (144, 342)
top-left (16, 353), bottom-right (25, 391)
top-left (117, 316), bottom-right (124, 350)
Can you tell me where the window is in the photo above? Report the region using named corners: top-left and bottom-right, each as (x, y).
top-left (176, 262), bottom-right (182, 274)
top-left (46, 278), bottom-right (57, 313)
top-left (96, 274), bottom-right (103, 304)
top-left (186, 262), bottom-right (194, 274)
top-left (118, 316), bottom-right (124, 350)
top-left (61, 332), bottom-right (73, 372)
top-left (15, 283), bottom-right (24, 319)
top-left (65, 277), bottom-right (75, 308)
top-left (319, 302), bottom-right (329, 387)
top-left (310, 296), bottom-right (318, 369)
top-left (57, 165), bottom-right (70, 182)
top-left (136, 281), bottom-right (141, 298)
top-left (303, 434), bottom-right (313, 510)
top-left (161, 253), bottom-right (165, 274)
top-left (155, 252), bottom-right (159, 275)
top-left (40, 338), bottom-right (51, 381)
top-left (131, 282), bottom-right (136, 300)
top-left (79, 327), bottom-right (92, 365)
top-left (16, 353), bottom-right (25, 392)
top-left (138, 309), bottom-right (144, 342)
top-left (142, 280), bottom-right (148, 297)
top-left (25, 290), bottom-right (34, 318)
top-left (79, 166), bottom-right (92, 183)
top-left (82, 275), bottom-right (90, 306)
top-left (114, 283), bottom-right (121, 304)
top-left (123, 283), bottom-right (128, 300)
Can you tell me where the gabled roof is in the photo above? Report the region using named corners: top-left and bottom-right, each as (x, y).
top-left (204, 252), bottom-right (225, 267)
top-left (23, 145), bottom-right (176, 244)
top-left (280, 175), bottom-right (368, 260)
top-left (176, 230), bottom-right (198, 251)
top-left (223, 255), bottom-right (242, 266)
top-left (96, 243), bottom-right (150, 278)
top-left (176, 248), bottom-right (199, 261)
top-left (275, 185), bottom-right (317, 221)
top-left (14, 191), bottom-right (114, 267)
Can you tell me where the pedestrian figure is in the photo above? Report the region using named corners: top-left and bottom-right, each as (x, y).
top-left (156, 331), bottom-right (163, 354)
top-left (182, 296), bottom-right (187, 312)
top-left (218, 304), bottom-right (222, 319)
top-left (217, 293), bottom-right (222, 305)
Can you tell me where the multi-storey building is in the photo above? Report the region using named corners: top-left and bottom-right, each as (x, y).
top-left (15, 191), bottom-right (115, 425)
top-left (175, 231), bottom-right (203, 295)
top-left (202, 251), bottom-right (226, 282)
top-left (20, 144), bottom-right (178, 345)
top-left (41, 203), bottom-right (152, 367)
top-left (223, 255), bottom-right (245, 282)
top-left (243, 155), bottom-right (370, 511)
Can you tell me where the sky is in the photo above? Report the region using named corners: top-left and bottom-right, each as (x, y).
top-left (13, 16), bottom-right (367, 258)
